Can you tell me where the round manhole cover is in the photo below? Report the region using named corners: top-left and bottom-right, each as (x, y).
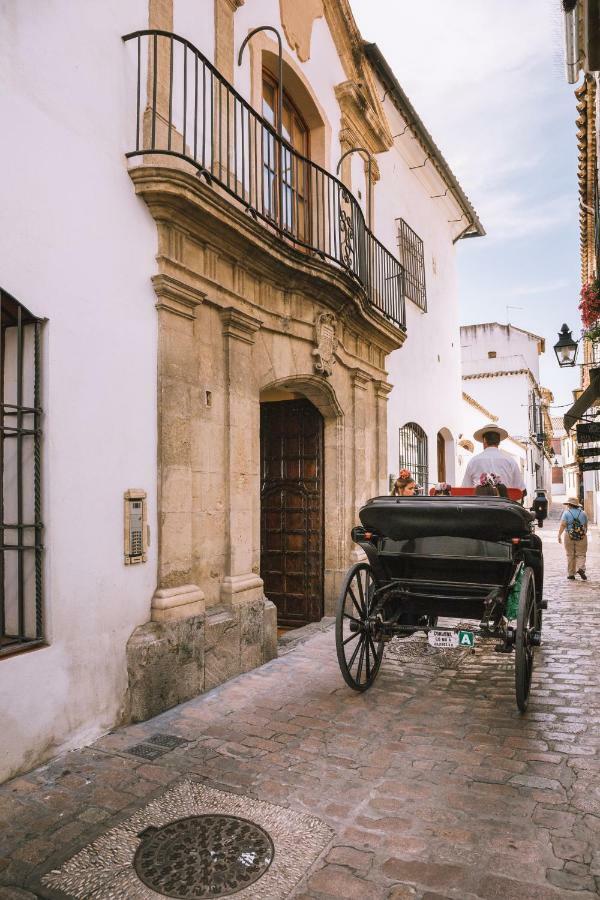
top-left (133, 814), bottom-right (274, 899)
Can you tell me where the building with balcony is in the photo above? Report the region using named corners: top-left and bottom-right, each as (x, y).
top-left (560, 1), bottom-right (600, 520)
top-left (0, 0), bottom-right (483, 781)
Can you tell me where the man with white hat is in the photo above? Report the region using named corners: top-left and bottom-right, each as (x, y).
top-left (462, 423), bottom-right (525, 495)
top-left (558, 496), bottom-right (588, 580)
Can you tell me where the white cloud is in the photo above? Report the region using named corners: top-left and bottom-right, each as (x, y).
top-left (351, 0), bottom-right (567, 240)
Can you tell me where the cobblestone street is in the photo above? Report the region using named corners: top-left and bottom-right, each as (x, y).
top-left (1, 504), bottom-right (599, 900)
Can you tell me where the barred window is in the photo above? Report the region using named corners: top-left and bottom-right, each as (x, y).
top-left (398, 422), bottom-right (428, 492)
top-left (1, 289), bottom-right (44, 658)
top-left (397, 218), bottom-right (427, 312)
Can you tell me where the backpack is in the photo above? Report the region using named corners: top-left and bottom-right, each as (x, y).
top-left (567, 510), bottom-right (586, 541)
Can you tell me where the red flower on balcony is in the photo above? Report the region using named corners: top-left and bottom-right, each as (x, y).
top-left (579, 279), bottom-right (600, 332)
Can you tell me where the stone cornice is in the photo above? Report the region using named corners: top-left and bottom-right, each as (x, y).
top-left (221, 307), bottom-right (262, 344)
top-left (323, 0), bottom-right (393, 153)
top-left (462, 391), bottom-right (499, 422)
top-left (463, 369), bottom-right (540, 393)
top-left (351, 368), bottom-right (371, 390)
top-left (129, 165), bottom-right (405, 356)
top-left (152, 273), bottom-right (206, 319)
top-left (373, 379), bottom-right (393, 400)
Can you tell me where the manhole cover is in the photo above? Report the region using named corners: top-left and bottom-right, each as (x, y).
top-left (133, 814), bottom-right (274, 898)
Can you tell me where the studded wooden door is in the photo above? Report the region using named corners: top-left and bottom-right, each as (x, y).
top-left (260, 399), bottom-right (324, 627)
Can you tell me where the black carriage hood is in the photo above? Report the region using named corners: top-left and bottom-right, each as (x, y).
top-left (358, 495), bottom-right (535, 542)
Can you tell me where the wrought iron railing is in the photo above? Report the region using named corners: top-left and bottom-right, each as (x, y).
top-left (0, 288), bottom-right (44, 658)
top-left (122, 30), bottom-right (406, 329)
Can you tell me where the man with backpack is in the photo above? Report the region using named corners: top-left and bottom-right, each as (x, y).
top-left (558, 497), bottom-right (589, 580)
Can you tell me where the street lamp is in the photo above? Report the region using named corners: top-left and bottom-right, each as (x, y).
top-left (553, 323), bottom-right (579, 367)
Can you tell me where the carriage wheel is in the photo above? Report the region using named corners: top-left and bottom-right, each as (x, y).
top-left (515, 567), bottom-right (540, 713)
top-left (336, 562), bottom-right (384, 692)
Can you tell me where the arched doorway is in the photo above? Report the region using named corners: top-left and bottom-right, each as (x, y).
top-left (260, 396), bottom-right (324, 626)
top-left (437, 428), bottom-right (456, 485)
top-left (399, 422), bottom-right (428, 492)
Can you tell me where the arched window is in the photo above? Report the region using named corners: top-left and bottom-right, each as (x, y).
top-left (262, 71), bottom-right (309, 241)
top-left (0, 288), bottom-right (44, 657)
top-left (398, 423), bottom-right (428, 492)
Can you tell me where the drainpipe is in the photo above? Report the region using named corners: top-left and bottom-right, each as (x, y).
top-left (563, 0), bottom-right (581, 84)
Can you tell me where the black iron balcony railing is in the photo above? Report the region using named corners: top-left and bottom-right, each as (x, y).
top-left (122, 30), bottom-right (406, 329)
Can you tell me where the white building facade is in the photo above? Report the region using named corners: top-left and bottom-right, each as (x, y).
top-left (460, 323), bottom-right (553, 498)
top-left (0, 0), bottom-right (483, 783)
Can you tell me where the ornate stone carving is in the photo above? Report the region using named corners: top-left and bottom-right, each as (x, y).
top-left (279, 0), bottom-right (324, 62)
top-left (313, 312), bottom-right (338, 376)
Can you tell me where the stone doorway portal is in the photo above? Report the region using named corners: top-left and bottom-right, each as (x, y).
top-left (260, 398), bottom-right (324, 627)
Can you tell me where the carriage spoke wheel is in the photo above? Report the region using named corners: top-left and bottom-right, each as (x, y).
top-left (515, 567), bottom-right (539, 713)
top-left (336, 562), bottom-right (384, 691)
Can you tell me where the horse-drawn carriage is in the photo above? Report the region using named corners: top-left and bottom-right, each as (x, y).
top-left (335, 492), bottom-right (545, 711)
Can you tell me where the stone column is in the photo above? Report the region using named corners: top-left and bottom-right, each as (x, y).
top-left (152, 274), bottom-right (206, 621)
top-left (214, 0), bottom-right (245, 83)
top-left (374, 379), bottom-right (393, 496)
top-left (350, 368), bottom-right (370, 562)
top-left (220, 307), bottom-right (264, 607)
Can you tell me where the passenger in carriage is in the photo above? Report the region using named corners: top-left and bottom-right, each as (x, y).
top-left (462, 423), bottom-right (525, 497)
top-left (392, 469), bottom-right (417, 496)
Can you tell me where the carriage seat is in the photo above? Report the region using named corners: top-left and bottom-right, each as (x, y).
top-left (359, 495), bottom-right (535, 543)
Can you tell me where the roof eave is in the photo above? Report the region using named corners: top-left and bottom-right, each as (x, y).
top-left (363, 42), bottom-right (485, 240)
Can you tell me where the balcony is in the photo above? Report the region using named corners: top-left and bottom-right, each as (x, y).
top-left (122, 30), bottom-right (406, 329)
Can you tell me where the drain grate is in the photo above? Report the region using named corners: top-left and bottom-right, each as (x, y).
top-left (126, 743), bottom-right (169, 760)
top-left (147, 733), bottom-right (189, 749)
top-left (134, 814), bottom-right (274, 898)
top-left (126, 733), bottom-right (190, 759)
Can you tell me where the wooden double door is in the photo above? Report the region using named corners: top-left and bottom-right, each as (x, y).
top-left (260, 399), bottom-right (324, 627)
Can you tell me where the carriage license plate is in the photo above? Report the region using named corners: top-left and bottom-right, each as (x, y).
top-left (428, 630), bottom-right (475, 649)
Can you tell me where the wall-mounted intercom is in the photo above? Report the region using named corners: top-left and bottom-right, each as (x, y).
top-left (124, 489), bottom-right (148, 564)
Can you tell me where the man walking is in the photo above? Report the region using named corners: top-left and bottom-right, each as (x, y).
top-left (558, 497), bottom-right (589, 580)
top-left (462, 424), bottom-right (525, 494)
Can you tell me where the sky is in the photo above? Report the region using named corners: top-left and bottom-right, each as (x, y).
top-left (350, 0), bottom-right (582, 409)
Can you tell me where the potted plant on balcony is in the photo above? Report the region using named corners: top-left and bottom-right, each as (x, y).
top-left (579, 278), bottom-right (600, 341)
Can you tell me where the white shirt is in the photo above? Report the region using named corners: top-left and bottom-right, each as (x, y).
top-left (462, 446), bottom-right (525, 491)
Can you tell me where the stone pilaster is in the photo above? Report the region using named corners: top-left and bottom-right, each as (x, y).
top-left (154, 275), bottom-right (205, 608)
top-left (350, 369), bottom-right (370, 562)
top-left (374, 379), bottom-right (393, 496)
top-left (220, 307), bottom-right (264, 607)
top-left (215, 0), bottom-right (245, 83)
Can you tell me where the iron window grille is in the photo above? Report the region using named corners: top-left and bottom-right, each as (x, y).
top-left (396, 218), bottom-right (426, 312)
top-left (121, 29), bottom-right (406, 329)
top-left (0, 288), bottom-right (44, 658)
top-left (528, 392), bottom-right (544, 440)
top-left (398, 422), bottom-right (429, 492)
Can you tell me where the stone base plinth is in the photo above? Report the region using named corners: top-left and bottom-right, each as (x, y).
top-left (220, 573), bottom-right (264, 607)
top-left (151, 584), bottom-right (205, 623)
top-left (126, 593), bottom-right (277, 723)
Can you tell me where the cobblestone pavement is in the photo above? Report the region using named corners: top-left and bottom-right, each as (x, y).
top-left (1, 505), bottom-right (599, 899)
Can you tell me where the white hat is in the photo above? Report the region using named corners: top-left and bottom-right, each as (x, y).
top-left (473, 423), bottom-right (509, 443)
top-left (564, 496), bottom-right (581, 507)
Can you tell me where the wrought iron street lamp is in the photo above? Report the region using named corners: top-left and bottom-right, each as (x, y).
top-left (553, 323), bottom-right (579, 367)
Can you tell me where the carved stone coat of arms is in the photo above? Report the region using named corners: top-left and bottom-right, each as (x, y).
top-left (313, 312), bottom-right (338, 377)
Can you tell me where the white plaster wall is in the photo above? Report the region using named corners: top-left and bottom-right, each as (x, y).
top-left (462, 374), bottom-right (531, 439)
top-left (174, 0), bottom-right (214, 62)
top-left (373, 86), bottom-right (466, 489)
top-left (461, 324), bottom-right (542, 382)
top-left (0, 0), bottom-right (158, 781)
